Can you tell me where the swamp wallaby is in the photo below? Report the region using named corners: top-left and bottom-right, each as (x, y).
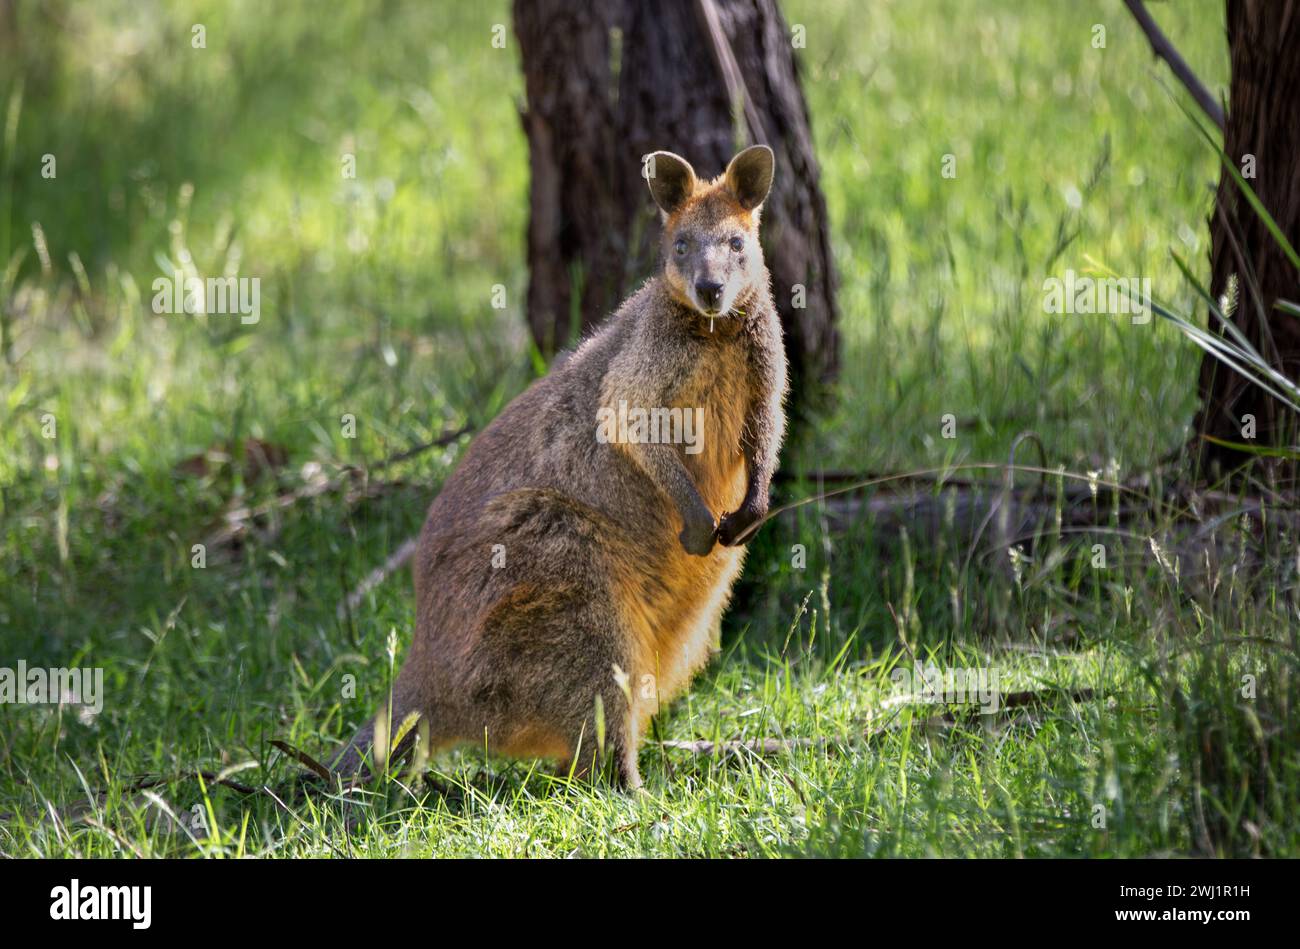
top-left (333, 145), bottom-right (787, 789)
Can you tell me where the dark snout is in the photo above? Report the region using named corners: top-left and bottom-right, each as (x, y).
top-left (694, 280), bottom-right (723, 311)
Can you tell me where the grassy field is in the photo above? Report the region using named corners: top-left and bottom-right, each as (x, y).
top-left (3, 0), bottom-right (1297, 858)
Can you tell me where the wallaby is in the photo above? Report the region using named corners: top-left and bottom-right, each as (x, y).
top-left (331, 145), bottom-right (787, 789)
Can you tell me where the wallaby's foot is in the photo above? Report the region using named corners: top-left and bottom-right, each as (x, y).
top-left (554, 740), bottom-right (643, 792)
top-left (617, 746), bottom-right (644, 792)
top-left (679, 513), bottom-right (718, 556)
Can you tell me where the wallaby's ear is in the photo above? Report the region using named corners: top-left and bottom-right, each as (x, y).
top-left (724, 144), bottom-right (774, 212)
top-left (644, 151), bottom-right (697, 216)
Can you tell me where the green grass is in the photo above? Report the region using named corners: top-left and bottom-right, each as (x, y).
top-left (3, 0), bottom-right (1298, 858)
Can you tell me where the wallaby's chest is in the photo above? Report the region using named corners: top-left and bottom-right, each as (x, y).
top-left (674, 339), bottom-right (750, 514)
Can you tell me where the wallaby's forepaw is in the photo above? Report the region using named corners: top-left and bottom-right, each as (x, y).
top-left (716, 499), bottom-right (767, 547)
top-left (679, 514), bottom-right (718, 556)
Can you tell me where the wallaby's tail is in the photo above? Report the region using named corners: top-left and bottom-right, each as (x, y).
top-left (328, 720), bottom-right (376, 777)
top-left (329, 690), bottom-right (423, 778)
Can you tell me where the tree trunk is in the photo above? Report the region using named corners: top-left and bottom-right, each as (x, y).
top-left (1191, 0), bottom-right (1300, 482)
top-left (514, 0), bottom-right (838, 413)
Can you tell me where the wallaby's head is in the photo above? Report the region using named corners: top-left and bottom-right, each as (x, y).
top-left (645, 145), bottom-right (774, 319)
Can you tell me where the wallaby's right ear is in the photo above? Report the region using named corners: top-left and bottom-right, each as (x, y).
top-left (644, 151), bottom-right (697, 216)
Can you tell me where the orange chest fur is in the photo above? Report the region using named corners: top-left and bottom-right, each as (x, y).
top-left (675, 345), bottom-right (750, 515)
top-left (606, 343), bottom-right (754, 707)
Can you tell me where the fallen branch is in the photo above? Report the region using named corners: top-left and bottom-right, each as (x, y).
top-left (773, 465), bottom-right (1137, 543)
top-left (3, 766), bottom-right (264, 835)
top-left (206, 424), bottom-right (470, 548)
top-left (337, 535), bottom-right (419, 621)
top-left (1123, 0), bottom-right (1225, 131)
top-left (116, 768), bottom-right (261, 797)
top-left (663, 688), bottom-right (1102, 758)
top-left (367, 427), bottom-right (472, 476)
top-left (269, 739), bottom-right (333, 782)
top-left (661, 736), bottom-right (827, 755)
top-left (943, 687), bottom-right (1097, 722)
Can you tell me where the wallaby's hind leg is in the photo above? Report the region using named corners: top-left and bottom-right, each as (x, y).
top-left (545, 620), bottom-right (644, 791)
top-left (554, 701), bottom-right (643, 791)
top-left (554, 736), bottom-right (643, 790)
top-left (471, 563), bottom-right (643, 790)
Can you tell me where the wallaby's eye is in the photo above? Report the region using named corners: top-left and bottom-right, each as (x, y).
top-left (674, 238), bottom-right (688, 256)
top-left (729, 236), bottom-right (744, 252)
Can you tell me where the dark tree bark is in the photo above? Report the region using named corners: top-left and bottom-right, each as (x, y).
top-left (1192, 0), bottom-right (1300, 481)
top-left (514, 0), bottom-right (838, 412)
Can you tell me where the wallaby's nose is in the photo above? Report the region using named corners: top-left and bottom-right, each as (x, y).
top-left (695, 280), bottom-right (723, 310)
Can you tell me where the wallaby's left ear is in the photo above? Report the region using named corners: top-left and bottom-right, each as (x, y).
top-left (725, 144), bottom-right (774, 212)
